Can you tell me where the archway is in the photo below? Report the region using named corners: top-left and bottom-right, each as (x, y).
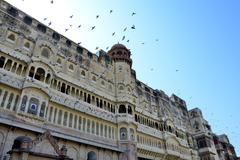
top-left (87, 151), bottom-right (97, 160)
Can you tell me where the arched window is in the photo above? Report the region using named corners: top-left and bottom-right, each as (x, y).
top-left (81, 70), bottom-right (85, 76)
top-left (58, 110), bottom-right (62, 125)
top-left (46, 73), bottom-right (51, 84)
top-left (87, 151), bottom-right (97, 160)
top-left (34, 68), bottom-right (45, 81)
top-left (13, 95), bottom-right (19, 111)
top-left (101, 81), bottom-right (105, 86)
top-left (92, 76), bottom-right (96, 82)
top-left (63, 112), bottom-right (68, 126)
top-left (39, 102), bottom-right (46, 118)
top-left (119, 105), bottom-right (126, 113)
top-left (28, 66), bottom-right (35, 77)
top-left (57, 58), bottom-right (61, 64)
top-left (7, 33), bottom-right (16, 42)
top-left (119, 86), bottom-right (124, 90)
top-left (41, 48), bottom-right (50, 58)
top-left (128, 106), bottom-right (132, 115)
top-left (6, 93), bottom-right (14, 109)
top-left (69, 64), bottom-right (74, 71)
top-left (4, 59), bottom-right (12, 71)
top-left (69, 113), bottom-right (73, 127)
top-left (0, 56), bottom-right (6, 68)
top-left (87, 94), bottom-right (91, 104)
top-left (24, 42), bottom-right (30, 49)
top-left (28, 97), bottom-right (39, 115)
top-left (120, 127), bottom-right (127, 140)
top-left (20, 95), bottom-right (27, 112)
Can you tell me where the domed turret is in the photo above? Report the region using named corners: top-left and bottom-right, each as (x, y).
top-left (107, 43), bottom-right (132, 67)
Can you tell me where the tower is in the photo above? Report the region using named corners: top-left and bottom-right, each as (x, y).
top-left (108, 44), bottom-right (137, 160)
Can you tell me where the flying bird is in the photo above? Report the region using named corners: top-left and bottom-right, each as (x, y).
top-left (95, 47), bottom-right (99, 50)
top-left (123, 27), bottom-right (127, 31)
top-left (112, 32), bottom-right (115, 36)
top-left (65, 28), bottom-right (69, 32)
top-left (175, 69), bottom-right (179, 72)
top-left (77, 42), bottom-right (81, 45)
top-left (78, 25), bottom-right (81, 28)
top-left (132, 12), bottom-right (136, 16)
top-left (96, 15), bottom-right (99, 19)
top-left (106, 47), bottom-right (109, 50)
top-left (155, 39), bottom-right (159, 41)
top-left (48, 22), bottom-right (52, 26)
top-left (43, 17), bottom-right (47, 21)
top-left (91, 26), bottom-right (96, 30)
top-left (110, 10), bottom-right (113, 13)
top-left (131, 25), bottom-right (135, 29)
top-left (50, 0), bottom-right (54, 4)
top-left (69, 24), bottom-right (72, 27)
top-left (122, 36), bottom-right (125, 41)
top-left (141, 42), bottom-right (145, 45)
top-left (127, 40), bottom-right (129, 43)
top-left (70, 15), bottom-right (73, 18)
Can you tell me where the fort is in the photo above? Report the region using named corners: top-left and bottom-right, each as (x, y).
top-left (0, 1), bottom-right (238, 160)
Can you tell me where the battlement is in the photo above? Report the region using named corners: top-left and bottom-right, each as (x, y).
top-left (0, 0), bottom-right (113, 65)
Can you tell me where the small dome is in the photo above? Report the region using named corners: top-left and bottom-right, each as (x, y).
top-left (107, 43), bottom-right (132, 67)
top-left (110, 43), bottom-right (127, 50)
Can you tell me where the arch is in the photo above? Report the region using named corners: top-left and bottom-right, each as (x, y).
top-left (20, 95), bottom-right (28, 112)
top-left (119, 105), bottom-right (126, 113)
top-left (24, 41), bottom-right (30, 49)
top-left (120, 127), bottom-right (128, 140)
top-left (69, 64), bottom-right (74, 71)
top-left (41, 47), bottom-right (50, 58)
top-left (119, 85), bottom-right (124, 90)
top-left (39, 102), bottom-right (46, 118)
top-left (46, 73), bottom-right (51, 84)
top-left (4, 59), bottom-right (12, 71)
top-left (92, 76), bottom-right (96, 82)
top-left (87, 151), bottom-right (97, 160)
top-left (0, 56), bottom-right (6, 68)
top-left (57, 58), bottom-right (61, 64)
top-left (28, 66), bottom-right (35, 77)
top-left (6, 93), bottom-right (14, 109)
top-left (81, 70), bottom-right (86, 76)
top-left (128, 105), bottom-right (132, 115)
top-left (34, 67), bottom-right (45, 81)
top-left (101, 80), bottom-right (105, 86)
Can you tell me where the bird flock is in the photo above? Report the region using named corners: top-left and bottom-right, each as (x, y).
top-left (27, 0), bottom-right (163, 53)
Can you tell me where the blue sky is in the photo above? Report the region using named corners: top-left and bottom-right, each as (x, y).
top-left (6, 0), bottom-right (240, 155)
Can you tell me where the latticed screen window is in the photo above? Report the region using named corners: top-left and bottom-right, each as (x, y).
top-left (58, 110), bottom-right (62, 124)
top-left (63, 112), bottom-right (68, 126)
top-left (69, 113), bottom-right (73, 128)
top-left (1, 91), bottom-right (8, 108)
top-left (39, 102), bottom-right (46, 117)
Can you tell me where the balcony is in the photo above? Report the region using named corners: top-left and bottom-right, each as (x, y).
top-left (137, 143), bottom-right (165, 154)
top-left (117, 113), bottom-right (134, 123)
top-left (0, 69), bottom-right (24, 89)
